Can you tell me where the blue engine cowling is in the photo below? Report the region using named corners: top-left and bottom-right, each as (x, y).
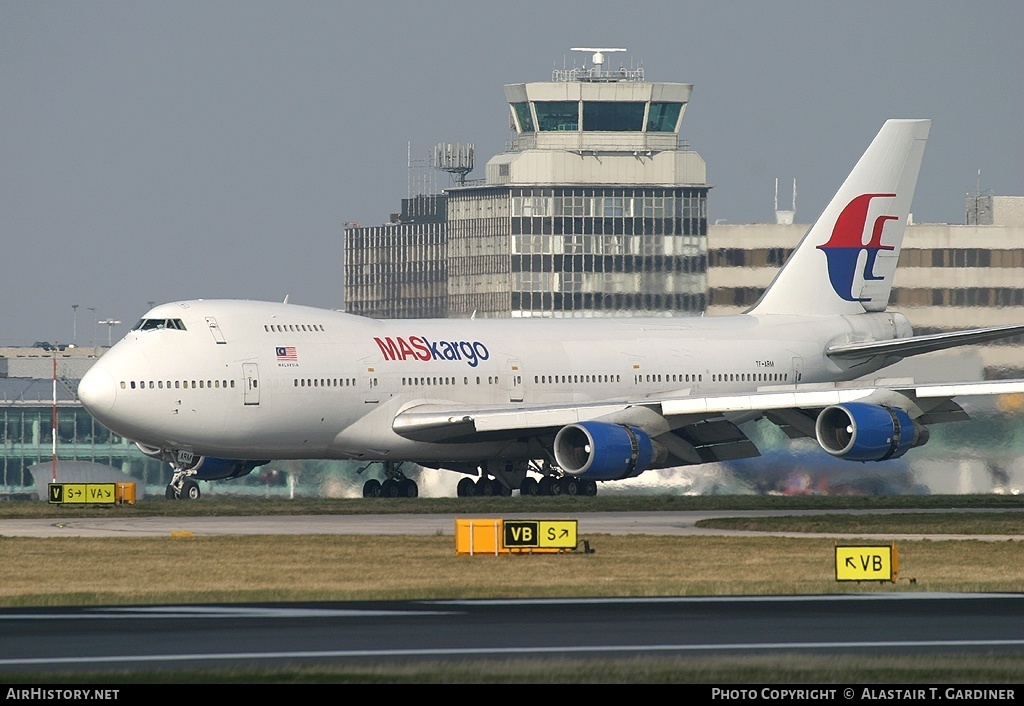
top-left (815, 403), bottom-right (929, 461)
top-left (553, 421), bottom-right (656, 481)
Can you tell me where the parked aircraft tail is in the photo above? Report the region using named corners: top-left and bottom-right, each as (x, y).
top-left (748, 119), bottom-right (930, 317)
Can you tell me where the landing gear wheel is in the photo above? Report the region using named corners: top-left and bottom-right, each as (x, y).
top-left (579, 479), bottom-right (598, 496)
top-left (520, 477), bottom-right (539, 496)
top-left (559, 476), bottom-right (579, 496)
top-left (537, 477), bottom-right (554, 496)
top-left (457, 477), bottom-right (475, 497)
top-left (165, 484), bottom-right (178, 500)
top-left (362, 479), bottom-right (382, 498)
top-left (181, 479), bottom-right (201, 500)
top-left (381, 478), bottom-right (400, 497)
top-left (399, 478), bottom-right (418, 498)
top-left (475, 478), bottom-right (496, 496)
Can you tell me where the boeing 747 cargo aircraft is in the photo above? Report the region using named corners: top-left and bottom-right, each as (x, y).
top-left (78, 120), bottom-right (1024, 499)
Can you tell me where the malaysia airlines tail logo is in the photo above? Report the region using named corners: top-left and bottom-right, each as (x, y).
top-left (817, 193), bottom-right (899, 302)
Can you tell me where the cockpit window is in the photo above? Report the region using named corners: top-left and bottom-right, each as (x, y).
top-left (131, 318), bottom-right (187, 331)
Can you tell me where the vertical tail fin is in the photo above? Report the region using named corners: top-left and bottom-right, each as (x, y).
top-left (748, 119), bottom-right (930, 317)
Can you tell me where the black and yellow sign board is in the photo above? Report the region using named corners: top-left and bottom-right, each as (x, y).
top-left (504, 520), bottom-right (577, 549)
top-left (835, 544), bottom-right (898, 582)
top-left (456, 518), bottom-right (579, 555)
top-left (49, 483), bottom-right (117, 505)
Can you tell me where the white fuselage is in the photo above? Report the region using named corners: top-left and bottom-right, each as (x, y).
top-left (77, 299), bottom-right (910, 464)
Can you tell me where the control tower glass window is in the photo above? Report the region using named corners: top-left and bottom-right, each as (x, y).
top-left (582, 101), bottom-right (645, 131)
top-left (646, 102), bottom-right (683, 132)
top-left (534, 101), bottom-right (578, 131)
top-left (512, 102), bottom-right (534, 133)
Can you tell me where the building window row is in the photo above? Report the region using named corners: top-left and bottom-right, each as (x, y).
top-left (905, 248), bottom-right (1024, 269)
top-left (708, 248), bottom-right (792, 268)
top-left (512, 217), bottom-right (705, 237)
top-left (512, 253), bottom-right (706, 272)
top-left (892, 287), bottom-right (1024, 308)
top-left (509, 193), bottom-right (704, 219)
top-left (512, 291), bottom-right (707, 312)
top-left (512, 100), bottom-right (684, 134)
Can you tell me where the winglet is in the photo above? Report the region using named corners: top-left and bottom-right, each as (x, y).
top-left (748, 119), bottom-right (930, 317)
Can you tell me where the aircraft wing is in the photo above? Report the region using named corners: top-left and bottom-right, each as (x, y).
top-left (827, 323), bottom-right (1024, 360)
top-left (393, 378), bottom-right (1024, 464)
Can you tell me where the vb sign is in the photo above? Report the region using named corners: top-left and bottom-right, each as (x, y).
top-left (835, 544), bottom-right (898, 582)
top-left (503, 520), bottom-right (577, 550)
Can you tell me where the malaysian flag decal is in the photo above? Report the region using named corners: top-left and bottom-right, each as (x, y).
top-left (276, 346), bottom-right (297, 362)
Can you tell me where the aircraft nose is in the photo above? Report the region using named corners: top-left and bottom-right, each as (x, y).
top-left (78, 366), bottom-right (117, 415)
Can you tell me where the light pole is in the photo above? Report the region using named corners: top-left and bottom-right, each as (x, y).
top-left (98, 319), bottom-right (121, 347)
top-left (71, 304), bottom-right (79, 346)
top-left (87, 307), bottom-right (96, 346)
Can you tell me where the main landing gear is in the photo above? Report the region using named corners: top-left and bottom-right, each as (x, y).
top-left (519, 474), bottom-right (598, 497)
top-left (362, 461), bottom-right (418, 498)
top-left (456, 475), bottom-right (513, 497)
top-left (166, 473), bottom-right (201, 500)
top-left (455, 460), bottom-right (599, 497)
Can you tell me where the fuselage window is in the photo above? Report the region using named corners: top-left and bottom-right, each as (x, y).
top-left (120, 381), bottom-right (126, 390)
top-left (130, 381), bottom-right (136, 389)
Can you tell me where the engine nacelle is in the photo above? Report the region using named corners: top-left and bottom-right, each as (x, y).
top-left (815, 403), bottom-right (929, 462)
top-left (553, 421), bottom-right (657, 481)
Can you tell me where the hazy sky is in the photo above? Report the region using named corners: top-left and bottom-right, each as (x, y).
top-left (2, 1), bottom-right (1021, 346)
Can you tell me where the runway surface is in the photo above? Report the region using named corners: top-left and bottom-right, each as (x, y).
top-left (1, 508), bottom-right (1022, 541)
top-left (2, 594), bottom-right (1024, 673)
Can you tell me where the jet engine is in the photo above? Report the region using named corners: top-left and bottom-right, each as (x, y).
top-left (553, 421), bottom-right (658, 481)
top-left (815, 403), bottom-right (929, 462)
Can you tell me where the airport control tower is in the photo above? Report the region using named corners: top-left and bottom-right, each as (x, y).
top-left (345, 48), bottom-right (711, 319)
